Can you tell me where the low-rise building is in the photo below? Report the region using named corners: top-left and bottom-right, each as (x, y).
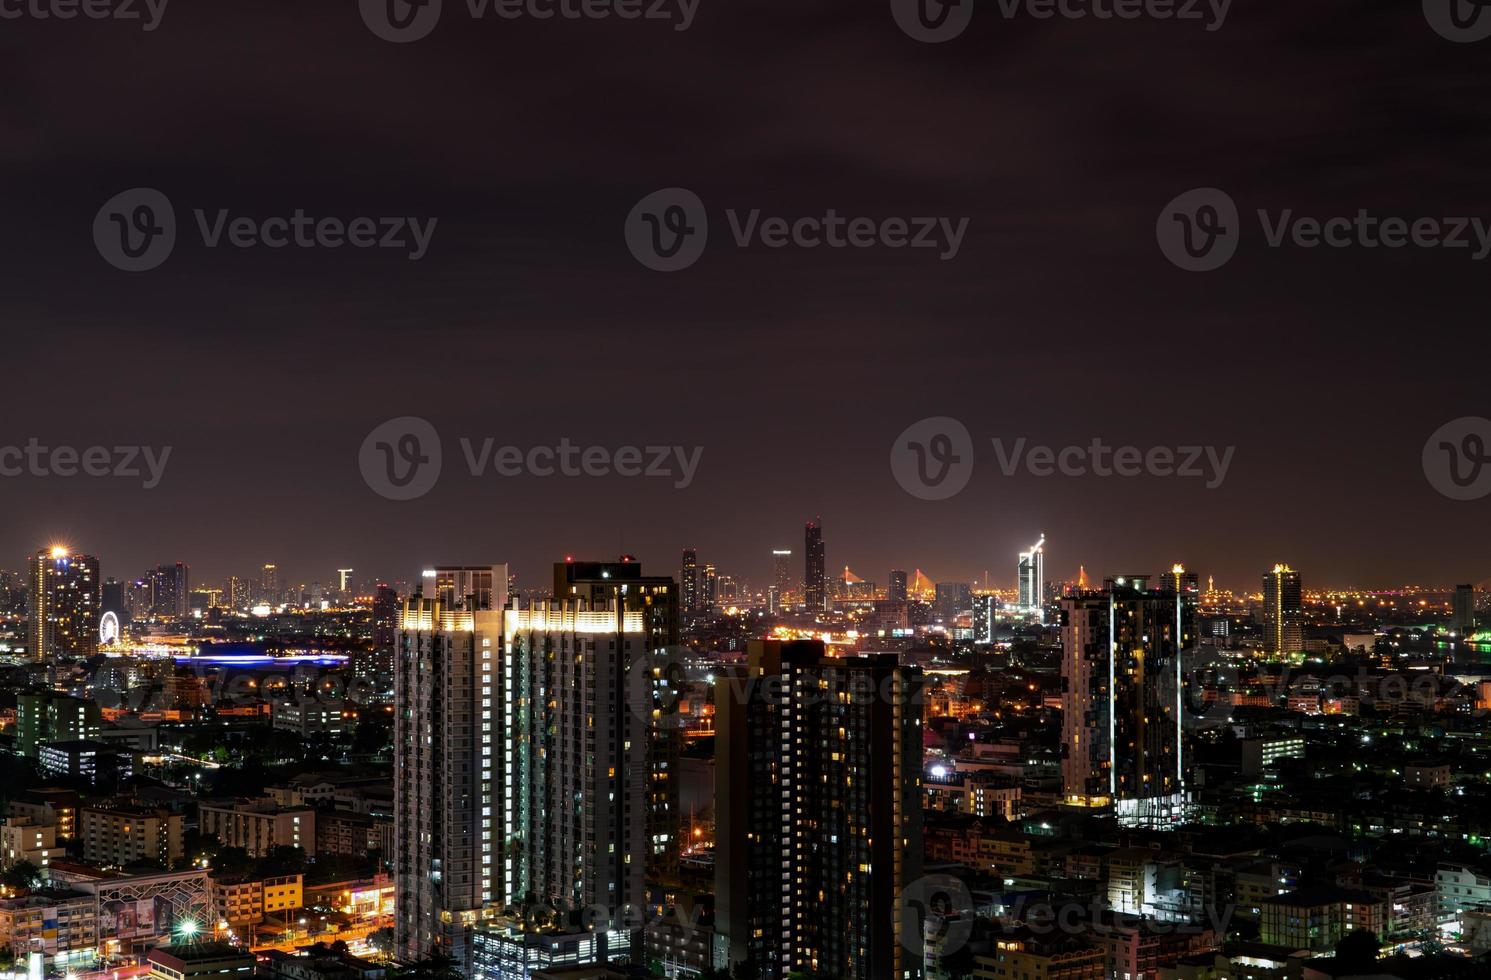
top-left (0, 817), bottom-right (61, 870)
top-left (1258, 887), bottom-right (1384, 952)
top-left (80, 802), bottom-right (184, 868)
top-left (146, 941), bottom-right (255, 980)
top-left (972, 928), bottom-right (1105, 980)
top-left (0, 889), bottom-right (97, 966)
top-left (209, 871), bottom-right (303, 928)
top-left (198, 799), bottom-right (315, 857)
top-left (38, 739), bottom-right (133, 786)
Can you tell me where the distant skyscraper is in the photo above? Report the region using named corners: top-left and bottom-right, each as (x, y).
top-left (1453, 584), bottom-right (1476, 635)
top-left (27, 548), bottom-right (101, 660)
top-left (1164, 563), bottom-right (1200, 597)
top-left (101, 578), bottom-right (126, 622)
top-left (1262, 564), bottom-right (1303, 654)
top-left (260, 563), bottom-right (279, 604)
top-left (1061, 575), bottom-right (1193, 826)
top-left (715, 640), bottom-right (923, 980)
top-left (226, 575), bottom-right (252, 611)
top-left (888, 569), bottom-right (908, 603)
top-left (1017, 535), bottom-right (1045, 621)
top-left (934, 581), bottom-right (972, 623)
top-left (772, 549), bottom-right (792, 598)
top-left (356, 583), bottom-right (399, 680)
top-left (394, 563), bottom-right (508, 971)
top-left (148, 562), bottom-right (189, 620)
top-left (681, 548), bottom-right (699, 612)
top-left (337, 568), bottom-right (355, 596)
top-left (972, 594), bottom-right (997, 644)
top-left (701, 563), bottom-right (718, 609)
top-left (803, 519), bottom-right (826, 613)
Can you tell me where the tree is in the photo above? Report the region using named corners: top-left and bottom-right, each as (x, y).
top-left (1335, 929), bottom-right (1380, 970)
top-left (0, 860), bottom-right (39, 892)
top-left (391, 954), bottom-right (464, 980)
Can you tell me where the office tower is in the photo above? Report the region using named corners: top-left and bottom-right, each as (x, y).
top-left (772, 550), bottom-right (792, 595)
top-left (226, 576), bottom-right (252, 611)
top-left (126, 577), bottom-right (154, 622)
top-left (354, 584), bottom-right (399, 681)
top-left (553, 558), bottom-right (681, 879)
top-left (934, 581), bottom-right (972, 623)
top-left (1262, 564), bottom-right (1304, 654)
top-left (260, 563), bottom-right (279, 604)
top-left (394, 563), bottom-right (508, 971)
top-left (716, 640), bottom-right (924, 980)
top-left (1061, 575), bottom-right (1193, 827)
top-left (27, 547), bottom-right (101, 660)
top-left (803, 519), bottom-right (826, 614)
top-left (148, 562), bottom-right (189, 620)
top-left (888, 569), bottom-right (909, 603)
top-left (100, 577), bottom-right (126, 623)
top-left (972, 594), bottom-right (997, 645)
top-left (1454, 584), bottom-right (1476, 635)
top-left (1016, 535), bottom-right (1045, 621)
top-left (701, 563), bottom-right (718, 609)
top-left (681, 548), bottom-right (699, 613)
top-left (337, 568), bottom-right (354, 596)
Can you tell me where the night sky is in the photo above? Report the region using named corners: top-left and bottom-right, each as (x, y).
top-left (2, 0), bottom-right (1489, 593)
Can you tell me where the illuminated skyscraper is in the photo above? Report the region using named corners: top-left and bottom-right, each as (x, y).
top-left (1017, 535), bottom-right (1045, 621)
top-left (394, 564), bottom-right (507, 971)
top-left (715, 640), bottom-right (924, 980)
top-left (27, 547), bottom-right (101, 660)
top-left (1262, 564), bottom-right (1303, 654)
top-left (771, 549), bottom-right (793, 612)
top-left (1061, 575), bottom-right (1193, 826)
top-left (681, 548), bottom-right (699, 612)
top-left (804, 519), bottom-right (826, 614)
top-left (260, 563), bottom-right (279, 604)
top-left (148, 562), bottom-right (189, 620)
top-left (552, 558), bottom-right (680, 878)
top-left (888, 569), bottom-right (908, 603)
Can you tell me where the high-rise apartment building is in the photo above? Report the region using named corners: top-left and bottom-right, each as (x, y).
top-left (803, 519), bottom-right (826, 614)
top-left (715, 640), bottom-right (924, 980)
top-left (260, 564), bottom-right (279, 605)
top-left (1061, 575), bottom-right (1193, 826)
top-left (888, 569), bottom-right (909, 603)
top-left (1453, 584), bottom-right (1476, 635)
top-left (149, 563), bottom-right (190, 620)
top-left (394, 564), bottom-right (508, 971)
top-left (1262, 564), bottom-right (1303, 654)
top-left (27, 548), bottom-right (101, 660)
top-left (1016, 535), bottom-right (1045, 622)
top-left (681, 548), bottom-right (699, 613)
top-left (551, 558), bottom-right (680, 879)
top-left (358, 583), bottom-right (398, 680)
